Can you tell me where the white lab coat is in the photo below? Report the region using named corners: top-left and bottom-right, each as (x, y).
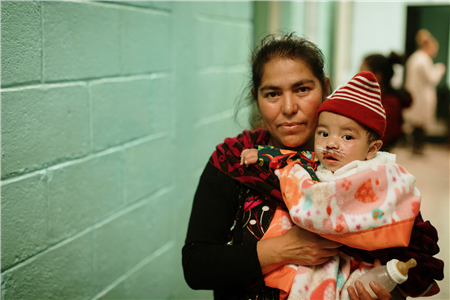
top-left (403, 49), bottom-right (445, 131)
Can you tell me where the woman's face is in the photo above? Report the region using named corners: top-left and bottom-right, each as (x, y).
top-left (255, 58), bottom-right (329, 150)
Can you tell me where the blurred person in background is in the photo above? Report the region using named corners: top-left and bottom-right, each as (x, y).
top-left (403, 29), bottom-right (446, 155)
top-left (361, 53), bottom-right (412, 152)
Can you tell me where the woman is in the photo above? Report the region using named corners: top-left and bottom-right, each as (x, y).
top-left (403, 29), bottom-right (446, 155)
top-left (360, 53), bottom-right (412, 151)
top-left (182, 33), bottom-right (395, 300)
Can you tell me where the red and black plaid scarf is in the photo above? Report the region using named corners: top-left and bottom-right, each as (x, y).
top-left (210, 129), bottom-right (285, 208)
top-left (210, 129), bottom-right (444, 297)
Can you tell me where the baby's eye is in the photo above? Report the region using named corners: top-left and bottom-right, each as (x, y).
top-left (343, 135), bottom-right (353, 140)
top-left (319, 132), bottom-right (328, 137)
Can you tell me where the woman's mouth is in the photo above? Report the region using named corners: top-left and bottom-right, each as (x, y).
top-left (278, 122), bottom-right (303, 130)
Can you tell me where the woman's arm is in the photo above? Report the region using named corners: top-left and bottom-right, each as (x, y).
top-left (257, 225), bottom-right (342, 274)
top-left (182, 162), bottom-right (263, 289)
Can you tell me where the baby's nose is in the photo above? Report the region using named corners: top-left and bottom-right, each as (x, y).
top-left (326, 138), bottom-right (339, 149)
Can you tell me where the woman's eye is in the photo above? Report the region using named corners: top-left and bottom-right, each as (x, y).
top-left (319, 132), bottom-right (328, 137)
top-left (343, 135), bottom-right (353, 140)
top-left (265, 92), bottom-right (278, 98)
top-left (297, 87), bottom-right (309, 93)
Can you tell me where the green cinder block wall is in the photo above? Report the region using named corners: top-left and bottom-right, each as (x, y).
top-left (1, 1), bottom-right (253, 299)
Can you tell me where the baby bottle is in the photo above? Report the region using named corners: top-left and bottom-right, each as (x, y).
top-left (350, 258), bottom-right (417, 299)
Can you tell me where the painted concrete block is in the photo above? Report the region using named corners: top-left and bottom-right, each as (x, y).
top-left (196, 1), bottom-right (253, 19)
top-left (90, 78), bottom-right (157, 151)
top-left (124, 135), bottom-right (172, 203)
top-left (95, 213), bottom-right (128, 292)
top-left (1, 2), bottom-right (255, 299)
top-left (196, 70), bottom-right (248, 119)
top-left (121, 8), bottom-right (171, 74)
top-left (1, 232), bottom-right (95, 299)
top-left (42, 1), bottom-right (121, 81)
top-left (1, 1), bottom-right (42, 86)
top-left (1, 84), bottom-right (90, 179)
top-left (122, 245), bottom-right (175, 299)
top-left (1, 172), bottom-right (48, 271)
top-left (114, 1), bottom-right (172, 10)
top-left (149, 76), bottom-right (172, 134)
top-left (95, 188), bottom-right (172, 292)
top-left (121, 202), bottom-right (156, 270)
top-left (98, 283), bottom-right (124, 300)
top-left (127, 191), bottom-right (173, 268)
top-left (48, 151), bottom-right (124, 243)
top-left (196, 16), bottom-right (252, 68)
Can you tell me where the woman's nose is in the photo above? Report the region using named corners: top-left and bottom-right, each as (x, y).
top-left (281, 93), bottom-right (298, 115)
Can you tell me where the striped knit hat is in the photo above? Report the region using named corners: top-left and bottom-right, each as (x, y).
top-left (318, 71), bottom-right (386, 137)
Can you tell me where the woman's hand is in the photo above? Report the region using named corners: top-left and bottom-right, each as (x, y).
top-left (257, 225), bottom-right (341, 274)
top-left (240, 149), bottom-right (259, 167)
top-left (348, 281), bottom-right (392, 300)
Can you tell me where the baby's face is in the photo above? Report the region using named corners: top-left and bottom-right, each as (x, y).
top-left (314, 112), bottom-right (374, 173)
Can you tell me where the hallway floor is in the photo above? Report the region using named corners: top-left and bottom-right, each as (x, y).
top-left (391, 143), bottom-right (449, 300)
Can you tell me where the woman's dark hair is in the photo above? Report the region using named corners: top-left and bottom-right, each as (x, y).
top-left (235, 33), bottom-right (329, 129)
top-left (363, 52), bottom-right (404, 92)
top-left (251, 33), bottom-right (327, 94)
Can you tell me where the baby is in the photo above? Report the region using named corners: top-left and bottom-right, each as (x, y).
top-left (241, 71), bottom-right (422, 300)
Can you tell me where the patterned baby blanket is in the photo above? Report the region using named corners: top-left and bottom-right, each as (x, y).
top-left (263, 157), bottom-right (421, 299)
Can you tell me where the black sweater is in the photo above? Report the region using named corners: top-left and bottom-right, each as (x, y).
top-left (182, 162), bottom-right (265, 298)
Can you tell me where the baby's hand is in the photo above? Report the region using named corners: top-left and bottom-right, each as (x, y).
top-left (240, 149), bottom-right (258, 167)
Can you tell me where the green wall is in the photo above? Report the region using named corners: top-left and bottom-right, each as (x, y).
top-left (1, 1), bottom-right (253, 299)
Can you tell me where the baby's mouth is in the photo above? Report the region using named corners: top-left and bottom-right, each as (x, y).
top-left (323, 154), bottom-right (339, 162)
top-left (324, 154), bottom-right (338, 161)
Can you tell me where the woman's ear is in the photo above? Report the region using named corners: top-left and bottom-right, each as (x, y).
top-left (251, 87), bottom-right (257, 101)
top-left (365, 140), bottom-right (383, 160)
